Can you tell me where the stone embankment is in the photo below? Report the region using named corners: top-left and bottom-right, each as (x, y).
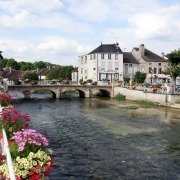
top-left (114, 87), bottom-right (180, 109)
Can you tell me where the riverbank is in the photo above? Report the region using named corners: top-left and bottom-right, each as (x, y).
top-left (114, 87), bottom-right (180, 109)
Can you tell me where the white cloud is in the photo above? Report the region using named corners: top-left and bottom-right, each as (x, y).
top-left (0, 0), bottom-right (179, 66)
top-left (67, 0), bottom-right (110, 21)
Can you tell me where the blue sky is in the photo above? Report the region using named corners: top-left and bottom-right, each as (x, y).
top-left (0, 0), bottom-right (179, 66)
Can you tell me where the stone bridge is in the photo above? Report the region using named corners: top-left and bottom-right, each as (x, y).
top-left (7, 85), bottom-right (113, 99)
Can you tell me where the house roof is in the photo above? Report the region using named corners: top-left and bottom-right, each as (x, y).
top-left (2, 69), bottom-right (25, 80)
top-left (71, 67), bottom-right (78, 72)
top-left (133, 47), bottom-right (167, 62)
top-left (38, 67), bottom-right (55, 76)
top-left (88, 43), bottom-right (122, 54)
top-left (123, 52), bottom-right (139, 64)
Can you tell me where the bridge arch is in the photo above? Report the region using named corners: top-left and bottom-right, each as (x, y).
top-left (32, 89), bottom-right (56, 99)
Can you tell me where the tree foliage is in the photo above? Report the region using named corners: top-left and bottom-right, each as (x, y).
top-left (133, 71), bottom-right (146, 83)
top-left (23, 72), bottom-right (38, 81)
top-left (46, 66), bottom-right (74, 80)
top-left (164, 49), bottom-right (180, 79)
top-left (33, 61), bottom-right (48, 70)
top-left (5, 58), bottom-right (20, 70)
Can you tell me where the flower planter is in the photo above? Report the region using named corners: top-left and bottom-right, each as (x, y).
top-left (0, 93), bottom-right (53, 179)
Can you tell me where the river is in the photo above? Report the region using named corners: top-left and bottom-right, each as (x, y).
top-left (12, 94), bottom-right (180, 180)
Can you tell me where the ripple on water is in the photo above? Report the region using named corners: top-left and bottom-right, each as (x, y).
top-left (14, 98), bottom-right (180, 180)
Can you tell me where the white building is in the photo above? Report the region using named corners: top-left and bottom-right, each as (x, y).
top-left (75, 43), bottom-right (169, 85)
top-left (78, 43), bottom-right (124, 85)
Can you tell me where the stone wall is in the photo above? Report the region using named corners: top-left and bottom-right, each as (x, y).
top-left (114, 87), bottom-right (180, 106)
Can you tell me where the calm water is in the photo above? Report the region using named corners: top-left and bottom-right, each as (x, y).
top-left (13, 97), bottom-right (180, 180)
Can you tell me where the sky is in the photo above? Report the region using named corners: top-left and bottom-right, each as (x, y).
top-left (0, 0), bottom-right (180, 66)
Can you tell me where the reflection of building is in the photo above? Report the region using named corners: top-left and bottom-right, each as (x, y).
top-left (78, 43), bottom-right (124, 85)
top-left (132, 44), bottom-right (169, 83)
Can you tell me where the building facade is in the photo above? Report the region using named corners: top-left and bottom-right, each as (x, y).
top-left (78, 43), bottom-right (124, 85)
top-left (132, 44), bottom-right (169, 84)
top-left (76, 43), bottom-right (169, 85)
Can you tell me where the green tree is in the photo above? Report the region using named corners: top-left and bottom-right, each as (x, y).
top-left (46, 66), bottom-right (74, 80)
top-left (2, 58), bottom-right (8, 68)
top-left (134, 71), bottom-right (146, 83)
top-left (33, 61), bottom-right (48, 70)
top-left (19, 62), bottom-right (33, 71)
top-left (46, 67), bottom-right (62, 80)
top-left (6, 58), bottom-right (20, 70)
top-left (23, 72), bottom-right (38, 81)
top-left (164, 49), bottom-right (180, 91)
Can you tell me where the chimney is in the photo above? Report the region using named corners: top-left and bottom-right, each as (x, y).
top-left (161, 52), bottom-right (165, 58)
top-left (139, 44), bottom-right (145, 56)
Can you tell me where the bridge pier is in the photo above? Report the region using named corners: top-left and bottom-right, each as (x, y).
top-left (56, 89), bottom-right (62, 99)
top-left (85, 88), bottom-right (92, 98)
top-left (23, 91), bottom-right (31, 99)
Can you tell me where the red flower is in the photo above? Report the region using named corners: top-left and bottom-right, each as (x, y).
top-left (16, 176), bottom-right (22, 180)
top-left (29, 173), bottom-right (42, 180)
top-left (44, 164), bottom-right (51, 175)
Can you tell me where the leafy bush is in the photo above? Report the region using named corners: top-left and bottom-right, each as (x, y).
top-left (23, 72), bottom-right (38, 81)
top-left (114, 93), bottom-right (126, 101)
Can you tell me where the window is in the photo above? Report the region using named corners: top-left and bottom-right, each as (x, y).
top-left (90, 55), bottom-right (92, 60)
top-left (85, 70), bottom-right (87, 74)
top-left (108, 62), bottom-right (112, 71)
top-left (115, 62), bottom-right (119, 70)
top-left (153, 68), bottom-right (157, 74)
top-left (125, 64), bottom-right (128, 73)
top-left (101, 54), bottom-right (104, 59)
top-left (94, 54), bottom-right (96, 59)
top-left (149, 67), bottom-right (153, 73)
top-left (100, 73), bottom-right (106, 80)
top-left (108, 54), bottom-right (111, 60)
top-left (129, 64), bottom-right (133, 74)
top-left (159, 63), bottom-right (161, 66)
top-left (101, 61), bottom-right (105, 70)
top-left (158, 68), bottom-right (162, 74)
top-left (81, 68), bottom-right (83, 74)
top-left (149, 63), bottom-right (152, 65)
top-left (115, 54), bottom-right (118, 60)
top-left (81, 56), bottom-right (83, 64)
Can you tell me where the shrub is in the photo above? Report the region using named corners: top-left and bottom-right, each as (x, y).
top-left (114, 93), bottom-right (126, 101)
